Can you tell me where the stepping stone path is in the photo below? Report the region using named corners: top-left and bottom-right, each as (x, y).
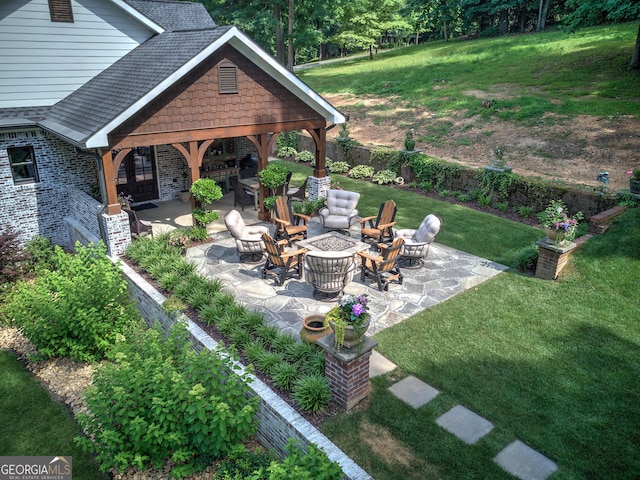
top-left (372, 352), bottom-right (558, 480)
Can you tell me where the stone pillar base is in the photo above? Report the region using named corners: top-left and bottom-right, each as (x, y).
top-left (308, 176), bottom-right (331, 201)
top-left (535, 239), bottom-right (577, 280)
top-left (317, 334), bottom-right (377, 411)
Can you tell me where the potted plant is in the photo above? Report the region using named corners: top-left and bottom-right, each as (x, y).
top-left (258, 162), bottom-right (290, 197)
top-left (190, 178), bottom-right (223, 226)
top-left (404, 128), bottom-right (416, 151)
top-left (627, 169), bottom-right (640, 194)
top-left (326, 294), bottom-right (370, 350)
top-left (486, 146), bottom-right (512, 173)
top-left (537, 199), bottom-right (584, 246)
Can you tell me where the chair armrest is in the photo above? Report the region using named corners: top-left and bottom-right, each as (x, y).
top-left (293, 212), bottom-right (310, 223)
top-left (378, 221), bottom-right (396, 230)
top-left (274, 217), bottom-right (291, 226)
top-left (282, 247), bottom-right (307, 258)
top-left (359, 215), bottom-right (376, 226)
top-left (357, 250), bottom-right (381, 262)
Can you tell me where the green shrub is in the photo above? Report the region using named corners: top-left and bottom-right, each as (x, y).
top-left (258, 163), bottom-right (290, 195)
top-left (276, 131), bottom-right (299, 151)
top-left (513, 205), bottom-right (534, 218)
top-left (477, 194), bottom-right (492, 207)
top-left (328, 161), bottom-right (350, 174)
top-left (616, 190), bottom-right (638, 207)
top-left (0, 227), bottom-right (28, 285)
top-left (277, 146), bottom-right (298, 159)
top-left (25, 235), bottom-right (57, 272)
top-left (255, 351), bottom-right (285, 376)
top-left (185, 225), bottom-right (210, 241)
top-left (76, 323), bottom-right (258, 477)
top-left (192, 207), bottom-right (219, 226)
top-left (348, 164), bottom-right (375, 179)
top-left (5, 242), bottom-right (141, 361)
top-left (372, 169), bottom-right (396, 185)
top-left (271, 363), bottom-right (299, 391)
top-left (494, 200), bottom-right (509, 213)
top-left (299, 351), bottom-right (325, 377)
top-left (295, 150), bottom-right (315, 163)
top-left (260, 439), bottom-right (342, 480)
top-left (419, 181), bottom-right (433, 192)
top-left (291, 375), bottom-right (332, 413)
top-left (293, 199), bottom-right (324, 215)
top-left (212, 448), bottom-right (273, 480)
top-left (191, 178), bottom-right (223, 205)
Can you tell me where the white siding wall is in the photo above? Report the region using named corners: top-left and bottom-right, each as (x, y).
top-left (0, 0), bottom-right (154, 108)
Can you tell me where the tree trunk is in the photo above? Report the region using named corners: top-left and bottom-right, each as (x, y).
top-left (274, 4), bottom-right (285, 66)
top-left (443, 18), bottom-right (448, 41)
top-left (287, 0), bottom-right (294, 72)
top-left (369, 44), bottom-right (373, 60)
top-left (415, 32), bottom-right (419, 45)
top-left (631, 22), bottom-right (640, 69)
top-left (537, 0), bottom-right (550, 32)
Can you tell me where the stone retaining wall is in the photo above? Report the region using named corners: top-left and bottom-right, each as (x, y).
top-left (117, 259), bottom-right (372, 480)
top-left (297, 134), bottom-right (616, 219)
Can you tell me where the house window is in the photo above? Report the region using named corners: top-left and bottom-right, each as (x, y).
top-left (8, 146), bottom-right (40, 184)
top-left (218, 61), bottom-right (238, 94)
top-left (49, 0), bottom-right (74, 23)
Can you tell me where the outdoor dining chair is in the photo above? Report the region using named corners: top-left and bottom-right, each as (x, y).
top-left (230, 176), bottom-right (255, 211)
top-left (357, 237), bottom-right (404, 291)
top-left (359, 199), bottom-right (397, 247)
top-left (261, 232), bottom-right (307, 286)
top-left (286, 176), bottom-right (308, 202)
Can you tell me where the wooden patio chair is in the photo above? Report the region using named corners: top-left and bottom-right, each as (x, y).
top-left (230, 176), bottom-right (255, 211)
top-left (261, 232), bottom-right (307, 286)
top-left (357, 237), bottom-right (404, 291)
top-left (286, 176), bottom-right (308, 202)
top-left (273, 196), bottom-right (310, 243)
top-left (123, 208), bottom-right (153, 238)
top-left (359, 199), bottom-right (397, 247)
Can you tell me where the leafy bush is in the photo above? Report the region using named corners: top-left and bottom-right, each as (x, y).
top-left (258, 163), bottom-right (290, 195)
top-left (494, 200), bottom-right (509, 213)
top-left (293, 199), bottom-right (325, 216)
top-left (259, 439), bottom-right (342, 480)
top-left (190, 178), bottom-right (223, 205)
top-left (328, 161), bottom-right (350, 174)
top-left (513, 205), bottom-right (534, 218)
top-left (277, 146), bottom-right (298, 159)
top-left (295, 150), bottom-right (315, 163)
top-left (291, 375), bottom-right (332, 413)
top-left (25, 235), bottom-right (57, 272)
top-left (185, 225), bottom-right (210, 241)
top-left (212, 448), bottom-right (273, 480)
top-left (276, 131), bottom-right (298, 151)
top-left (192, 207), bottom-right (219, 226)
top-left (271, 363), bottom-right (299, 391)
top-left (372, 169), bottom-right (396, 184)
top-left (616, 190), bottom-right (638, 207)
top-left (76, 323), bottom-right (258, 477)
top-left (5, 242), bottom-right (141, 361)
top-left (348, 164), bottom-right (375, 179)
top-left (0, 227), bottom-right (28, 285)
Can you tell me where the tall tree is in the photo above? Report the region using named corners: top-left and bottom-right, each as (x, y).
top-left (564, 0), bottom-right (640, 68)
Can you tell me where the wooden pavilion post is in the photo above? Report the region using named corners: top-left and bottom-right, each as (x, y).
top-left (248, 133), bottom-right (280, 221)
top-left (308, 127), bottom-right (327, 178)
top-left (102, 148), bottom-right (121, 215)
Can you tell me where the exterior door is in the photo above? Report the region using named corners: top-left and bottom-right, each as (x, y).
top-left (116, 146), bottom-right (158, 202)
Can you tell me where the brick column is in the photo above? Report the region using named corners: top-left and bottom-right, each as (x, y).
top-left (535, 239), bottom-right (577, 280)
top-left (307, 176), bottom-right (331, 201)
top-left (317, 335), bottom-right (377, 411)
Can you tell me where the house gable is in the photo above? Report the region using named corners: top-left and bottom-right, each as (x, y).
top-left (110, 45), bottom-right (324, 147)
top-left (0, 0), bottom-right (158, 109)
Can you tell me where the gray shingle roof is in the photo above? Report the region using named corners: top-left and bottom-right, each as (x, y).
top-left (123, 0), bottom-right (216, 31)
top-left (44, 26), bottom-right (232, 145)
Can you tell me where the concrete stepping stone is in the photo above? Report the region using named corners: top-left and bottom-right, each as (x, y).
top-left (388, 375), bottom-right (439, 409)
top-left (436, 405), bottom-right (494, 444)
top-left (369, 350), bottom-right (396, 378)
top-left (494, 440), bottom-right (558, 480)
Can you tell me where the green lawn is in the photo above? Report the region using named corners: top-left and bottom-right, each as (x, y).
top-left (0, 350), bottom-right (109, 480)
top-left (299, 22), bottom-right (639, 120)
top-left (315, 188), bottom-right (640, 479)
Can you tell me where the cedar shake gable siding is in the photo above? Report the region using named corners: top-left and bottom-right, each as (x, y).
top-left (110, 45), bottom-right (322, 145)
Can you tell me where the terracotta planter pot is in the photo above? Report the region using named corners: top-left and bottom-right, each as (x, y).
top-left (300, 315), bottom-right (331, 344)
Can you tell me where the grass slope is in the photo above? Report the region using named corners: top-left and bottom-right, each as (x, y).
top-left (0, 351), bottom-right (108, 480)
top-left (300, 22), bottom-right (639, 120)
